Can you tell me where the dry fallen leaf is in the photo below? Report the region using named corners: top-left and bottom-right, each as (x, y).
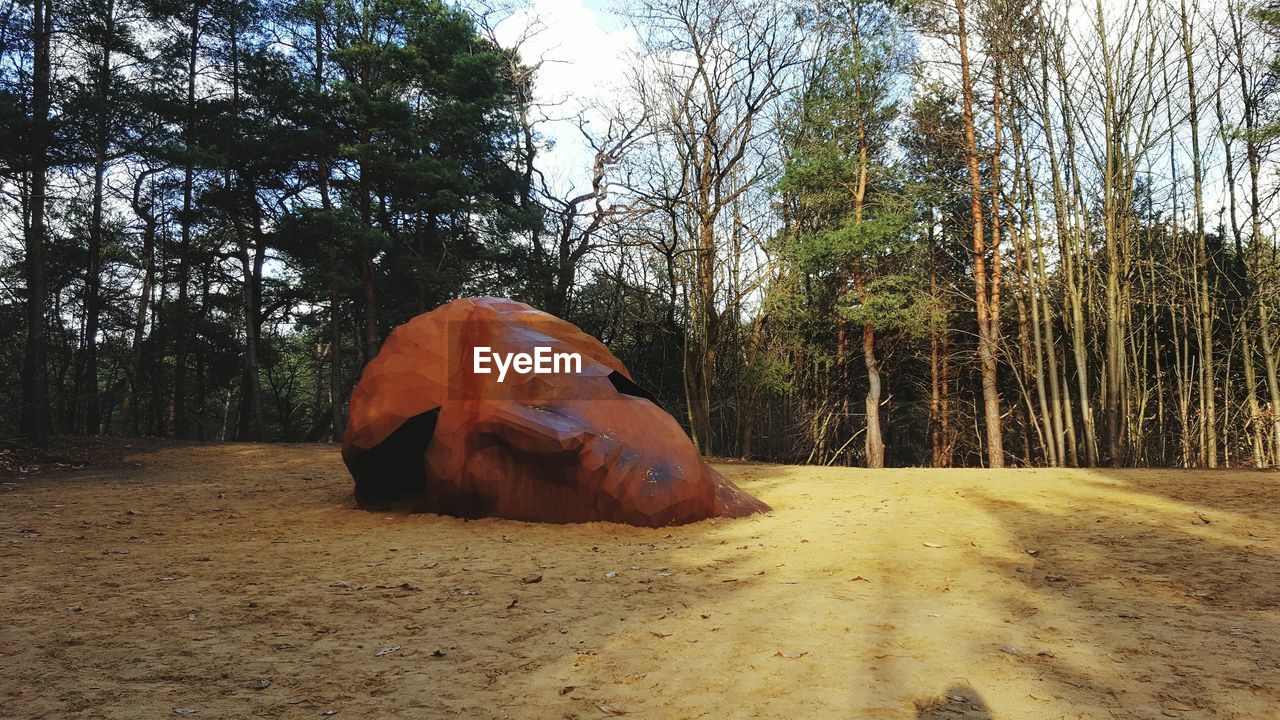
top-left (773, 650), bottom-right (809, 659)
top-left (595, 702), bottom-right (628, 716)
top-left (559, 685), bottom-right (576, 696)
top-left (849, 576), bottom-right (871, 582)
top-left (522, 574), bottom-right (543, 584)
top-left (651, 631), bottom-right (672, 638)
top-left (923, 542), bottom-right (944, 548)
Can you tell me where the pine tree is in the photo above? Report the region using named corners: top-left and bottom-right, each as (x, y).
top-left (777, 0), bottom-right (931, 467)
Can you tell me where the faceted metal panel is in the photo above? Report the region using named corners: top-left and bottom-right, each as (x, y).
top-left (341, 297), bottom-right (770, 526)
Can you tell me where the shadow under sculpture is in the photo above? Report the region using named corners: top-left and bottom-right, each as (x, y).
top-left (341, 297), bottom-right (770, 527)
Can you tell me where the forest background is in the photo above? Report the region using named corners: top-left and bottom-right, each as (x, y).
top-left (3, 0), bottom-right (1280, 469)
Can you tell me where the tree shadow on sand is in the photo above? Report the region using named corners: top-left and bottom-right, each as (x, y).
top-left (963, 468), bottom-right (1280, 716)
top-left (915, 684), bottom-right (995, 719)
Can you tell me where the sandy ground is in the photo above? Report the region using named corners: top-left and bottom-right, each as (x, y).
top-left (3, 442), bottom-right (1280, 719)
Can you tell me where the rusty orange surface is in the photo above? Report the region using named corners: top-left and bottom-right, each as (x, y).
top-left (341, 297), bottom-right (769, 527)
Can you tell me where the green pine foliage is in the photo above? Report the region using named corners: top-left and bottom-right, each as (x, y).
top-left (775, 2), bottom-right (934, 344)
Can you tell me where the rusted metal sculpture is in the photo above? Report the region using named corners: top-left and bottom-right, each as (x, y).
top-left (342, 297), bottom-right (769, 527)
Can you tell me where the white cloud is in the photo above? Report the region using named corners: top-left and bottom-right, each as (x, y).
top-left (493, 0), bottom-right (639, 195)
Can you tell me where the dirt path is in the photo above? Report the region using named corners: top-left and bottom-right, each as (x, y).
top-left (3, 443), bottom-right (1279, 719)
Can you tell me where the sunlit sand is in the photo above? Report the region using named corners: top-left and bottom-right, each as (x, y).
top-left (3, 442), bottom-right (1277, 718)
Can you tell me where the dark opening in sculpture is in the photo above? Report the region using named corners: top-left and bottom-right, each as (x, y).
top-left (348, 407), bottom-right (438, 509)
top-left (341, 297), bottom-right (770, 526)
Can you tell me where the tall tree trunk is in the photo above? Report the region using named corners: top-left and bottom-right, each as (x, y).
top-left (1216, 69), bottom-right (1265, 466)
top-left (1048, 27), bottom-right (1100, 466)
top-left (233, 216), bottom-right (265, 441)
top-left (20, 0), bottom-right (52, 442)
top-left (1028, 147), bottom-right (1065, 466)
top-left (856, 267), bottom-right (884, 468)
top-left (360, 257), bottom-right (380, 361)
top-left (685, 157), bottom-right (719, 455)
top-left (1149, 260), bottom-right (1167, 463)
top-left (173, 6), bottom-right (201, 438)
top-left (862, 319), bottom-right (883, 468)
top-left (1008, 101), bottom-right (1050, 464)
top-left (683, 155), bottom-right (719, 455)
top-left (1229, 0), bottom-right (1280, 462)
top-left (1180, 0), bottom-right (1215, 467)
top-left (241, 243), bottom-right (266, 439)
top-left (1098, 0), bottom-right (1122, 464)
top-left (147, 271), bottom-right (167, 435)
top-left (224, 22), bottom-right (265, 442)
top-left (739, 314), bottom-right (766, 459)
top-left (81, 133), bottom-right (107, 435)
top-left (77, 0), bottom-right (116, 435)
top-left (929, 217), bottom-right (951, 467)
top-left (194, 265), bottom-right (211, 440)
top-left (311, 9), bottom-right (343, 441)
top-left (849, 74), bottom-right (881, 468)
top-left (1036, 34), bottom-right (1089, 465)
top-left (956, 0), bottom-right (1004, 467)
top-left (125, 172), bottom-right (158, 433)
